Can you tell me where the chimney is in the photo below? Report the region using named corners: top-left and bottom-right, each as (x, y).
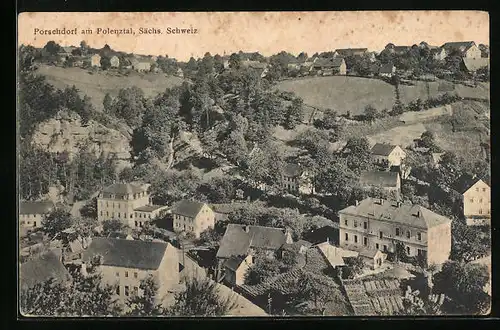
top-left (397, 201), bottom-right (401, 207)
top-left (380, 198), bottom-right (384, 205)
top-left (416, 210), bottom-right (421, 217)
top-left (355, 200), bottom-right (359, 206)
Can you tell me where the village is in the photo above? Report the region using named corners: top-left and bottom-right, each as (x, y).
top-left (18, 38), bottom-right (491, 316)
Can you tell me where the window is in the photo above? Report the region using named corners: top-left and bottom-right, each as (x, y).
top-left (100, 211), bottom-right (103, 216)
top-left (379, 231), bottom-right (383, 239)
top-left (479, 209), bottom-right (483, 214)
top-left (363, 237), bottom-right (368, 246)
top-left (33, 222), bottom-right (37, 227)
top-left (344, 219), bottom-right (348, 226)
top-left (406, 246), bottom-right (411, 255)
top-left (134, 272), bottom-right (138, 279)
top-left (417, 232), bottom-right (422, 241)
top-left (363, 222), bottom-right (367, 230)
top-left (118, 203), bottom-right (120, 209)
top-left (406, 230), bottom-right (411, 239)
top-left (112, 212), bottom-right (115, 218)
top-left (353, 220), bottom-right (358, 228)
top-left (395, 228), bottom-right (400, 236)
top-left (135, 221), bottom-right (138, 227)
top-left (118, 213), bottom-right (121, 218)
top-left (106, 211), bottom-right (109, 217)
top-left (376, 243), bottom-right (380, 249)
top-left (135, 212), bottom-right (138, 218)
top-left (354, 235), bottom-right (358, 243)
top-left (125, 286), bottom-right (129, 296)
top-left (125, 271), bottom-right (129, 278)
top-left (383, 245), bottom-right (387, 252)
top-left (482, 188), bottom-right (486, 192)
top-left (116, 286), bottom-right (120, 295)
top-left (417, 249), bottom-right (424, 256)
top-left (125, 213), bottom-right (127, 218)
top-left (115, 272), bottom-right (119, 277)
top-left (139, 214), bottom-right (142, 218)
top-left (130, 214), bottom-right (133, 219)
top-left (476, 188), bottom-right (479, 192)
top-left (345, 233), bottom-right (349, 241)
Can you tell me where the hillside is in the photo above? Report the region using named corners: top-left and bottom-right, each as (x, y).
top-left (276, 76), bottom-right (490, 116)
top-left (276, 76), bottom-right (396, 115)
top-left (36, 64), bottom-right (186, 111)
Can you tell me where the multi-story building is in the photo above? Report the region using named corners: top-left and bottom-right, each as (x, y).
top-left (90, 54), bottom-right (101, 67)
top-left (370, 143), bottom-right (406, 168)
top-left (19, 200), bottom-right (55, 230)
top-left (453, 175), bottom-right (491, 226)
top-left (110, 55), bottom-right (120, 68)
top-left (281, 163), bottom-right (315, 195)
top-left (81, 237), bottom-right (179, 306)
top-left (338, 197), bottom-right (452, 267)
top-left (97, 183), bottom-right (168, 228)
top-left (171, 200), bottom-right (215, 238)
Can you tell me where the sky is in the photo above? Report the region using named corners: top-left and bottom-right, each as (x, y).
top-left (18, 11), bottom-right (489, 61)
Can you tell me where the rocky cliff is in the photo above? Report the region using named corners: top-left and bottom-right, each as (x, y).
top-left (31, 111), bottom-right (132, 171)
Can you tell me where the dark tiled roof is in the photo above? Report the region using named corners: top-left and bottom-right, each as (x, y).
top-left (360, 171), bottom-right (399, 188)
top-left (82, 238), bottom-right (170, 270)
top-left (338, 197), bottom-right (451, 229)
top-left (441, 41), bottom-right (476, 53)
top-left (283, 163), bottom-right (303, 177)
top-left (370, 143), bottom-right (398, 156)
top-left (102, 183), bottom-right (146, 195)
top-left (452, 174), bottom-right (490, 194)
top-left (314, 58), bottom-right (345, 68)
top-left (223, 255), bottom-right (246, 272)
top-left (134, 205), bottom-right (166, 212)
top-left (216, 224), bottom-right (286, 259)
top-left (19, 201), bottom-right (55, 215)
top-left (20, 249), bottom-right (71, 291)
top-left (170, 200), bottom-right (206, 218)
top-left (335, 48), bottom-right (368, 56)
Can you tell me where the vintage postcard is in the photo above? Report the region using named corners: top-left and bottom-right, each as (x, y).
top-left (17, 11), bottom-right (490, 317)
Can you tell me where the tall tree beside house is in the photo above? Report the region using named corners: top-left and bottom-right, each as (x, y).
top-left (20, 272), bottom-right (123, 316)
top-left (450, 220), bottom-right (490, 263)
top-left (433, 261), bottom-right (490, 315)
top-left (343, 137), bottom-right (373, 174)
top-left (198, 52), bottom-right (215, 76)
top-left (342, 256), bottom-right (365, 279)
top-left (363, 104), bottom-right (379, 122)
top-left (43, 40), bottom-right (62, 56)
top-left (110, 86), bottom-right (147, 128)
top-left (291, 272), bottom-right (337, 314)
top-left (166, 276), bottom-right (237, 316)
top-left (100, 56), bottom-right (111, 70)
top-left (244, 254), bottom-right (286, 285)
top-left (101, 219), bottom-right (127, 236)
top-left (42, 209), bottom-right (73, 238)
top-left (79, 197), bottom-right (98, 219)
top-left (149, 168), bottom-right (202, 205)
top-left (283, 97), bottom-right (304, 130)
top-left (195, 176), bottom-right (237, 204)
top-left (228, 53), bottom-right (242, 70)
top-left (126, 275), bottom-right (164, 316)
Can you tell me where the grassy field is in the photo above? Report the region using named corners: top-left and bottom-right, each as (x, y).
top-left (276, 76), bottom-right (396, 115)
top-left (37, 64), bottom-right (186, 110)
top-left (276, 76), bottom-right (490, 117)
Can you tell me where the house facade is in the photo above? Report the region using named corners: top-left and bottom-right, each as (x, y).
top-left (81, 238), bottom-right (179, 306)
top-left (110, 56), bottom-right (120, 68)
top-left (454, 177), bottom-right (491, 226)
top-left (171, 200), bottom-right (215, 238)
top-left (359, 171), bottom-right (401, 198)
top-left (97, 182), bottom-right (168, 228)
top-left (222, 255), bottom-right (253, 286)
top-left (370, 143), bottom-right (406, 168)
top-left (133, 61), bottom-right (151, 72)
top-left (91, 54), bottom-right (101, 67)
top-left (281, 163), bottom-right (315, 195)
top-left (338, 198), bottom-right (452, 267)
top-left (19, 201), bottom-right (55, 230)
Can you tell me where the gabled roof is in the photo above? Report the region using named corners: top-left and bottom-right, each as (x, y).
top-left (223, 255), bottom-right (247, 272)
top-left (313, 57), bottom-right (345, 68)
top-left (216, 224), bottom-right (287, 259)
top-left (441, 41), bottom-right (476, 53)
top-left (452, 174), bottom-right (490, 194)
top-left (134, 205), bottom-right (166, 212)
top-left (20, 249), bottom-right (71, 291)
top-left (316, 242), bottom-right (359, 267)
top-left (360, 171), bottom-right (400, 188)
top-left (170, 200), bottom-right (207, 218)
top-left (19, 201), bottom-right (55, 215)
top-left (335, 48), bottom-right (368, 56)
top-left (338, 197), bottom-right (451, 229)
top-left (102, 183), bottom-right (146, 195)
top-left (82, 238), bottom-right (170, 270)
top-left (370, 143), bottom-right (399, 156)
top-left (379, 64), bottom-right (395, 74)
top-left (283, 163), bottom-right (303, 177)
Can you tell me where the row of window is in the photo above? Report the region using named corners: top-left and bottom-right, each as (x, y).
top-left (174, 223), bottom-right (194, 231)
top-left (102, 192), bottom-right (147, 201)
top-left (20, 221), bottom-right (37, 226)
top-left (175, 215), bottom-right (193, 221)
top-left (99, 211), bottom-right (153, 219)
top-left (473, 187), bottom-right (487, 193)
top-left (344, 234), bottom-right (425, 257)
top-left (116, 285), bottom-right (139, 296)
top-left (344, 219), bottom-right (423, 241)
top-left (20, 214), bottom-right (42, 218)
top-left (115, 270), bottom-right (138, 278)
top-left (469, 197), bottom-right (489, 203)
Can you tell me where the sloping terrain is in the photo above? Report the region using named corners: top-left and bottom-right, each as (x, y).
top-left (36, 64), bottom-right (186, 110)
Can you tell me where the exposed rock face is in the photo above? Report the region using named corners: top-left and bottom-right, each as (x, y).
top-left (31, 111), bottom-right (132, 170)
